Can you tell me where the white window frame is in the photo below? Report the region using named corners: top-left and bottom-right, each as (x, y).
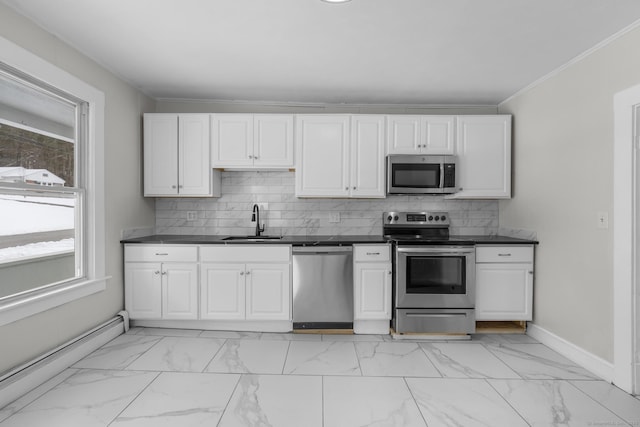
top-left (0, 36), bottom-right (107, 327)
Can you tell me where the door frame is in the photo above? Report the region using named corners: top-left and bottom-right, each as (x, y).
top-left (613, 83), bottom-right (640, 394)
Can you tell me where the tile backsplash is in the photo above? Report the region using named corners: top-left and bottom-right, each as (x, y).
top-left (155, 171), bottom-right (499, 236)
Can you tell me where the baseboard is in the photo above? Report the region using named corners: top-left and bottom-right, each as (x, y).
top-left (0, 317), bottom-right (124, 409)
top-left (526, 323), bottom-right (614, 382)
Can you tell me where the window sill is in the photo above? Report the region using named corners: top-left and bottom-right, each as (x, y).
top-left (0, 277), bottom-right (109, 327)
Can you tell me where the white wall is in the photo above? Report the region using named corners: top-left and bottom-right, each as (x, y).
top-left (498, 24), bottom-right (640, 362)
top-left (0, 4), bottom-right (155, 374)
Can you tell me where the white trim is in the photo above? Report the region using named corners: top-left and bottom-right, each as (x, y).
top-left (0, 36), bottom-right (106, 324)
top-left (156, 96), bottom-right (497, 112)
top-left (499, 18), bottom-right (640, 107)
top-left (0, 318), bottom-right (123, 409)
top-left (527, 323), bottom-right (614, 382)
top-left (613, 83), bottom-right (640, 394)
top-left (0, 278), bottom-right (109, 327)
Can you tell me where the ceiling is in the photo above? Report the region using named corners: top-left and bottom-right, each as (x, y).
top-left (4, 0), bottom-right (640, 106)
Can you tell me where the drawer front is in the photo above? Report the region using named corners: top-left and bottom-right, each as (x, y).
top-left (200, 245), bottom-right (291, 263)
top-left (125, 245), bottom-right (198, 262)
top-left (476, 245), bottom-right (533, 263)
top-left (354, 244), bottom-right (390, 262)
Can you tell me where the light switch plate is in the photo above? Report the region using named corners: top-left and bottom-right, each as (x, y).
top-left (329, 212), bottom-right (341, 223)
top-left (187, 211), bottom-right (197, 221)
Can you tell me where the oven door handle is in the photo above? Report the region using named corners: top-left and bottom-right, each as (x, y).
top-left (396, 247), bottom-right (474, 255)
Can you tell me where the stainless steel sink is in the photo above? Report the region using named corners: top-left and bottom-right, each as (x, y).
top-left (222, 235), bottom-right (283, 242)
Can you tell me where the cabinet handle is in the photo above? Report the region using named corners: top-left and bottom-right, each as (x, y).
top-left (171, 185), bottom-right (177, 189)
top-left (154, 271), bottom-right (160, 275)
top-left (240, 271), bottom-right (244, 276)
top-left (254, 156), bottom-right (259, 160)
top-left (178, 185), bottom-right (183, 189)
top-left (345, 187), bottom-right (348, 190)
top-left (366, 252), bottom-right (380, 256)
top-left (248, 155), bottom-right (253, 159)
top-left (388, 270), bottom-right (392, 275)
top-left (161, 271), bottom-right (167, 275)
top-left (498, 253), bottom-right (512, 257)
top-left (246, 271), bottom-right (251, 275)
top-left (155, 253), bottom-right (169, 256)
top-left (528, 271), bottom-right (534, 275)
top-left (353, 186), bottom-right (356, 190)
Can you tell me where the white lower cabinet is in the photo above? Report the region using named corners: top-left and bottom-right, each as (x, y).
top-left (200, 246), bottom-right (291, 321)
top-left (475, 245), bottom-right (534, 321)
top-left (124, 245), bottom-right (199, 320)
top-left (200, 263), bottom-right (246, 320)
top-left (353, 244), bottom-right (392, 334)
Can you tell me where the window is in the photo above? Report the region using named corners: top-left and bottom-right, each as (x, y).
top-left (0, 68), bottom-right (85, 300)
top-left (0, 36), bottom-right (106, 326)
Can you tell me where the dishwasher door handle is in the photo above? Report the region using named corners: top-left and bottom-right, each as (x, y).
top-left (293, 246), bottom-right (353, 255)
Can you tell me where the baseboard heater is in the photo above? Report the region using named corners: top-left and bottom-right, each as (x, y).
top-left (0, 311), bottom-right (128, 409)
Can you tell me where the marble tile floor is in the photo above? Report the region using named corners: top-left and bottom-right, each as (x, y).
top-left (1, 328), bottom-right (639, 427)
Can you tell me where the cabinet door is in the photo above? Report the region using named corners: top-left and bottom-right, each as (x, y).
top-left (475, 263), bottom-right (533, 321)
top-left (350, 115), bottom-right (386, 198)
top-left (125, 262), bottom-right (162, 319)
top-left (211, 114), bottom-right (253, 167)
top-left (386, 115), bottom-right (421, 154)
top-left (200, 263), bottom-right (246, 320)
top-left (178, 114), bottom-right (211, 196)
top-left (144, 114), bottom-right (178, 196)
top-left (422, 116), bottom-right (455, 154)
top-left (452, 115), bottom-right (511, 199)
top-left (295, 115), bottom-right (350, 197)
top-left (254, 115), bottom-right (294, 168)
top-left (162, 262), bottom-right (198, 320)
top-left (245, 263), bottom-right (290, 320)
top-left (354, 262), bottom-right (392, 320)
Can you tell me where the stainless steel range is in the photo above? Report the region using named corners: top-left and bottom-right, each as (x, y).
top-left (383, 211), bottom-right (476, 335)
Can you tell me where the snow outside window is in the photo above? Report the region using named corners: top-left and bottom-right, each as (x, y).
top-left (0, 67), bottom-right (86, 300)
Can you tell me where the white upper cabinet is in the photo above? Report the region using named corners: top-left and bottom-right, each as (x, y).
top-left (254, 115), bottom-right (294, 168)
top-left (350, 115), bottom-right (386, 198)
top-left (295, 115), bottom-right (351, 197)
top-left (144, 113), bottom-right (218, 197)
top-left (295, 115), bottom-right (385, 198)
top-left (387, 115), bottom-right (455, 154)
top-left (450, 115), bottom-right (512, 199)
top-left (211, 114), bottom-right (294, 169)
top-left (211, 114), bottom-right (253, 167)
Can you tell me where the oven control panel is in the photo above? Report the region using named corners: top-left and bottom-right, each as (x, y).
top-left (383, 211), bottom-right (450, 226)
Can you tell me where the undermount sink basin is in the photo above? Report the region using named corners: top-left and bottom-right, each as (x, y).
top-left (222, 235), bottom-right (283, 241)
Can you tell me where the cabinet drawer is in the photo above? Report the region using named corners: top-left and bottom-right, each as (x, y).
top-left (354, 245), bottom-right (390, 262)
top-left (200, 245), bottom-right (291, 263)
top-left (125, 245), bottom-right (198, 262)
top-left (476, 245), bottom-right (533, 263)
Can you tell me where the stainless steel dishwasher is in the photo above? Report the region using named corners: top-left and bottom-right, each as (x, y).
top-left (292, 246), bottom-right (353, 329)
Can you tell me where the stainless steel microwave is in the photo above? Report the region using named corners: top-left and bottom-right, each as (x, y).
top-left (386, 154), bottom-right (458, 195)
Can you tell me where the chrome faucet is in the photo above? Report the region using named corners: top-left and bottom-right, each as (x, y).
top-left (251, 204), bottom-right (265, 236)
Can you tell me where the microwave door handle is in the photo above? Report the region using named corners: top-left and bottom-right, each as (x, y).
top-left (440, 163), bottom-right (445, 189)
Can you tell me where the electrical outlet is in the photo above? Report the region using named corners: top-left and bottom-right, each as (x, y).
top-left (597, 211), bottom-right (609, 229)
top-left (187, 211), bottom-right (197, 221)
top-left (329, 212), bottom-right (341, 223)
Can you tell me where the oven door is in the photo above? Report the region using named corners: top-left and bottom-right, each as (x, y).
top-left (395, 246), bottom-right (475, 309)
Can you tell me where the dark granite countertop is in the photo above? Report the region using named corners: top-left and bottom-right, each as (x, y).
top-left (121, 234), bottom-right (537, 246)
